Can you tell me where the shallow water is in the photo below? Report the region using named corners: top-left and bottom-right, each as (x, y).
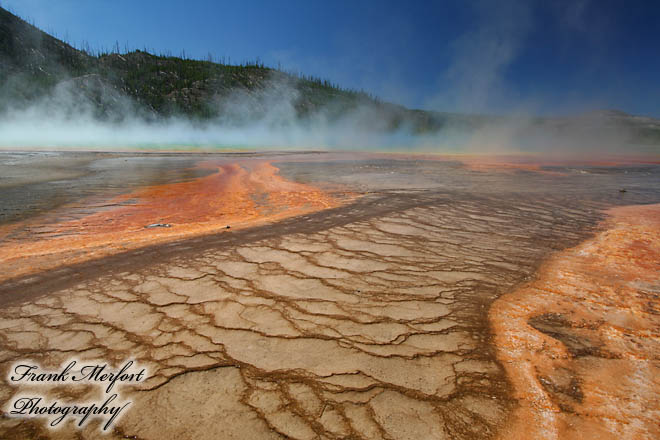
top-left (0, 151), bottom-right (215, 224)
top-left (2, 152), bottom-right (658, 228)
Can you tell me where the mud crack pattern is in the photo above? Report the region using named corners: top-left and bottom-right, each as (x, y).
top-left (0, 191), bottom-right (609, 439)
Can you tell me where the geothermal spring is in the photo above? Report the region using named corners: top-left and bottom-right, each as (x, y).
top-left (0, 150), bottom-right (658, 439)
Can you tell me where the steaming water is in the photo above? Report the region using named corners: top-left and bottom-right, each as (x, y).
top-left (2, 150), bottom-right (659, 230)
top-left (0, 151), bottom-right (218, 225)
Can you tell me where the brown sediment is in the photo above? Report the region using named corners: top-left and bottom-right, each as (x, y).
top-left (436, 154), bottom-right (659, 175)
top-left (375, 152), bottom-right (660, 174)
top-left (490, 203), bottom-right (660, 440)
top-left (0, 160), bottom-right (348, 284)
top-left (0, 188), bottom-right (610, 439)
top-left (456, 159), bottom-right (564, 175)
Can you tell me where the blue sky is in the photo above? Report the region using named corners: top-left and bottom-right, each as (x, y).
top-left (3, 0), bottom-right (660, 117)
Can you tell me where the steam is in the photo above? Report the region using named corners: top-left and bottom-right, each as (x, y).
top-left (0, 69), bottom-right (652, 155)
top-left (0, 0), bottom-right (656, 155)
top-left (414, 0), bottom-right (657, 156)
top-left (0, 70), bottom-right (406, 150)
top-left (427, 0), bottom-right (533, 114)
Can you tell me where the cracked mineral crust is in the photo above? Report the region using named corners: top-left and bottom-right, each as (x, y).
top-left (0, 152), bottom-right (658, 439)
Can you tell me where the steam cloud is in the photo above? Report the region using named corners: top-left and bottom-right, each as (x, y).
top-left (0, 0), bottom-right (656, 155)
top-left (0, 72), bottom-right (653, 156)
top-left (0, 74), bottom-right (419, 150)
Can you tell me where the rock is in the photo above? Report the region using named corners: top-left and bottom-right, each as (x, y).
top-left (145, 223), bottom-right (171, 228)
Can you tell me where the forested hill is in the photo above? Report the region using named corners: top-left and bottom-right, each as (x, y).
top-left (0, 6), bottom-right (416, 125)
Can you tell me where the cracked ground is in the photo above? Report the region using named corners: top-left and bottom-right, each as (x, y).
top-left (0, 153), bottom-right (658, 439)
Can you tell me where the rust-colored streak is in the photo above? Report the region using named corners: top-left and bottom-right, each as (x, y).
top-left (490, 203), bottom-right (660, 440)
top-left (0, 161), bottom-right (344, 283)
top-left (442, 154), bottom-right (658, 175)
top-left (379, 152), bottom-right (660, 174)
